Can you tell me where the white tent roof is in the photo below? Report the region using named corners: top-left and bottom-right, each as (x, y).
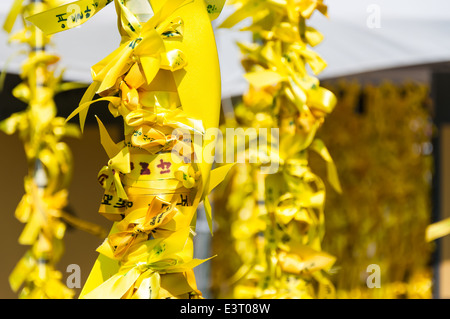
top-left (1, 0), bottom-right (450, 98)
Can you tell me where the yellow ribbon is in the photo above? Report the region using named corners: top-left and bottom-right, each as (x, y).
top-left (211, 0), bottom-right (337, 299)
top-left (104, 197), bottom-right (178, 259)
top-left (296, 0), bottom-right (328, 19)
top-left (82, 227), bottom-right (213, 299)
top-left (203, 0), bottom-right (226, 20)
top-left (426, 217), bottom-right (450, 242)
top-left (26, 0), bottom-right (114, 35)
top-left (97, 147), bottom-right (131, 200)
top-left (277, 245), bottom-right (335, 275)
top-left (3, 0), bottom-right (106, 299)
top-left (23, 0), bottom-right (230, 299)
top-left (9, 249), bottom-right (75, 299)
top-left (3, 0), bottom-right (26, 33)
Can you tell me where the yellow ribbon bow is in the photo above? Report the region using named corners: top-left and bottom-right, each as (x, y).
top-left (29, 0), bottom-right (188, 131)
top-left (83, 227), bottom-right (212, 299)
top-left (14, 179), bottom-right (66, 246)
top-left (97, 146), bottom-right (131, 200)
top-left (105, 197), bottom-right (178, 259)
top-left (91, 1), bottom-right (188, 96)
top-left (123, 106), bottom-right (203, 155)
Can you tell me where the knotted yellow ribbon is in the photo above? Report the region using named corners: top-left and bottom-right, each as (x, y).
top-left (97, 147), bottom-right (131, 200)
top-left (91, 15), bottom-right (186, 96)
top-left (28, 0), bottom-right (188, 131)
top-left (123, 106), bottom-right (203, 156)
top-left (24, 0), bottom-right (229, 299)
top-left (104, 197), bottom-right (178, 259)
top-left (82, 227), bottom-right (213, 299)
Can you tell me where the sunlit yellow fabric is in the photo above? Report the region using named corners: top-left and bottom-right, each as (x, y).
top-left (2, 0), bottom-right (105, 299)
top-left (211, 0), bottom-right (339, 299)
top-left (28, 0), bottom-right (230, 299)
top-left (427, 218), bottom-right (450, 242)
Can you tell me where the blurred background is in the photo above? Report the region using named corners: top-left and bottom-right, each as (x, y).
top-left (1, 0), bottom-right (450, 298)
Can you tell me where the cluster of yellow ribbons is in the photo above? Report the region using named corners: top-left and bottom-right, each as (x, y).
top-left (2, 0), bottom-right (105, 298)
top-left (211, 0), bottom-right (340, 298)
top-left (28, 0), bottom-right (230, 299)
top-left (311, 81), bottom-right (434, 298)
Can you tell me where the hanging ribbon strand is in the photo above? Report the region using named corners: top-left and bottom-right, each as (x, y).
top-left (211, 0), bottom-right (340, 299)
top-left (28, 0), bottom-right (231, 299)
top-left (2, 0), bottom-right (106, 299)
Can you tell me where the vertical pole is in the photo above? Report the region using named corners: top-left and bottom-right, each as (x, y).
top-left (430, 70), bottom-right (450, 298)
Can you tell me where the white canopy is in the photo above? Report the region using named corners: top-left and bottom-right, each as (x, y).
top-left (1, 0), bottom-right (450, 98)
